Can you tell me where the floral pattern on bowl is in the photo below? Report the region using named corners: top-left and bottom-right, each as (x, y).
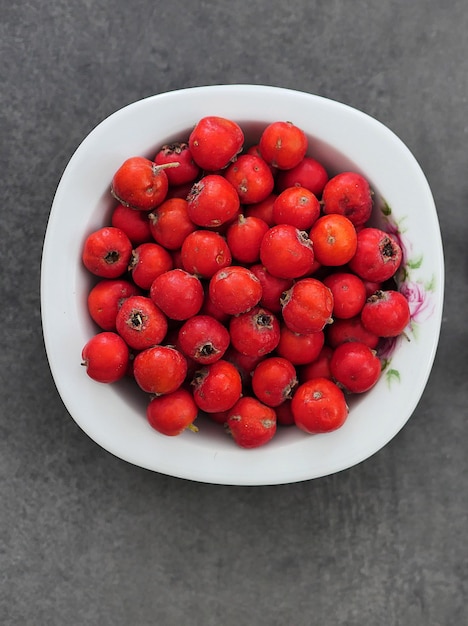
top-left (377, 202), bottom-right (437, 386)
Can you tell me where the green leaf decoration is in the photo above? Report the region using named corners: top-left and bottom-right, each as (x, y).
top-left (381, 202), bottom-right (392, 216)
top-left (386, 368), bottom-right (401, 387)
top-left (407, 255), bottom-right (423, 270)
top-left (425, 274), bottom-right (436, 292)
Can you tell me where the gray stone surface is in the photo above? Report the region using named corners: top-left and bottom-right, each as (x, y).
top-left (1, 1), bottom-right (467, 624)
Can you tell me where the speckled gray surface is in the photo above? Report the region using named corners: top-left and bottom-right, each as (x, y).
top-left (1, 1), bottom-right (467, 624)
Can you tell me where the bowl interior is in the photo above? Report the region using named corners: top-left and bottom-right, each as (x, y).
top-left (41, 85), bottom-right (444, 485)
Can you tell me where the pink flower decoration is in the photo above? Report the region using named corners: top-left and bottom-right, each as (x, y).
top-left (400, 281), bottom-right (434, 324)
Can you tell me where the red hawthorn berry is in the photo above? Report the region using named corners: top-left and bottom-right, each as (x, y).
top-left (115, 295), bottom-right (168, 351)
top-left (150, 269), bottom-right (204, 321)
top-left (348, 227), bottom-right (403, 283)
top-left (291, 378), bottom-right (349, 434)
top-left (275, 156), bottom-right (329, 197)
top-left (251, 357), bottom-right (298, 407)
top-left (188, 116), bottom-right (244, 171)
top-left (224, 154), bottom-right (275, 204)
top-left (146, 388), bottom-right (199, 436)
top-left (110, 156), bottom-right (178, 211)
top-left (330, 341), bottom-right (382, 394)
top-left (226, 396), bottom-right (277, 449)
top-left (148, 198), bottom-right (197, 250)
top-left (153, 142), bottom-right (200, 186)
top-left (87, 278), bottom-right (141, 331)
top-left (259, 121), bottom-right (308, 170)
top-left (178, 315), bottom-right (230, 364)
top-left (191, 359), bottom-right (242, 413)
top-left (81, 332), bottom-right (130, 383)
top-left (82, 226), bottom-right (133, 279)
top-left (133, 345), bottom-right (187, 395)
top-left (259, 224), bottom-right (315, 279)
top-left (208, 266), bottom-right (262, 316)
top-left (281, 278), bottom-right (334, 334)
top-left (229, 306), bottom-right (281, 358)
top-left (360, 289), bottom-right (411, 337)
top-left (322, 171), bottom-right (374, 227)
top-left (187, 174), bottom-right (240, 228)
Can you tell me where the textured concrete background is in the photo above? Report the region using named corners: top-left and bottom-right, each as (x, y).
top-left (1, 1), bottom-right (467, 624)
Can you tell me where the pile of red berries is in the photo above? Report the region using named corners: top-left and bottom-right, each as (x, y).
top-left (81, 116), bottom-right (411, 448)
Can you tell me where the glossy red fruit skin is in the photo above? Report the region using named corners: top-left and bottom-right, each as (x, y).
top-left (192, 360), bottom-right (242, 413)
top-left (251, 357), bottom-right (298, 407)
top-left (299, 345), bottom-right (334, 382)
top-left (226, 215), bottom-right (270, 264)
top-left (111, 204), bottom-right (153, 245)
top-left (153, 142), bottom-right (200, 186)
top-left (291, 378), bottom-right (349, 434)
top-left (187, 174), bottom-right (240, 227)
top-left (360, 290), bottom-right (411, 337)
top-left (322, 272), bottom-right (367, 319)
top-left (81, 331), bottom-right (129, 383)
top-left (82, 227), bottom-right (133, 278)
top-left (224, 154), bottom-right (275, 204)
top-left (150, 269), bottom-right (204, 321)
top-left (178, 315), bottom-right (230, 364)
top-left (322, 171), bottom-right (373, 227)
top-left (148, 198), bottom-right (197, 250)
top-left (326, 315), bottom-right (380, 350)
top-left (87, 279), bottom-right (141, 330)
top-left (330, 341), bottom-right (382, 393)
top-left (348, 227), bottom-right (403, 282)
top-left (281, 278), bottom-right (334, 334)
top-left (272, 186), bottom-right (321, 230)
top-left (275, 156), bottom-right (329, 197)
top-left (276, 325), bottom-right (325, 365)
top-left (226, 396), bottom-right (277, 448)
top-left (146, 388), bottom-right (198, 436)
top-left (188, 116), bottom-right (244, 171)
top-left (115, 295), bottom-right (168, 351)
top-left (259, 121), bottom-right (308, 170)
top-left (244, 193), bottom-right (277, 226)
top-left (110, 156), bottom-right (171, 211)
top-left (133, 345), bottom-right (187, 395)
top-left (130, 242), bottom-right (173, 290)
top-left (229, 306), bottom-right (281, 358)
top-left (249, 264), bottom-right (293, 314)
top-left (181, 230), bottom-right (232, 279)
top-left (259, 224), bottom-right (315, 279)
top-left (208, 266), bottom-right (262, 315)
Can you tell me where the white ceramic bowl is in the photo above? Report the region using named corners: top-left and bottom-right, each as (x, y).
top-left (41, 85), bottom-right (444, 485)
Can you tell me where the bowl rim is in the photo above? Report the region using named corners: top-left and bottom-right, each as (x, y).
top-left (41, 84), bottom-right (445, 485)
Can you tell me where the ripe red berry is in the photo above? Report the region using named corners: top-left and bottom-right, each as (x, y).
top-left (272, 186), bottom-right (321, 230)
top-left (82, 226), bottom-right (133, 278)
top-left (146, 388), bottom-right (198, 436)
top-left (259, 121), bottom-right (308, 170)
top-left (191, 359), bottom-right (242, 413)
top-left (178, 315), bottom-right (230, 364)
top-left (181, 229), bottom-right (232, 279)
top-left (348, 227), bottom-right (403, 282)
top-left (111, 204), bottom-right (153, 245)
top-left (133, 345), bottom-right (187, 395)
top-left (281, 278), bottom-right (334, 334)
top-left (225, 215), bottom-right (269, 264)
top-left (249, 264), bottom-right (293, 314)
top-left (260, 224), bottom-right (315, 279)
top-left (360, 289), bottom-right (411, 337)
top-left (326, 315), bottom-right (380, 350)
top-left (129, 242), bottom-right (173, 290)
top-left (148, 198), bottom-right (197, 250)
top-left (291, 378), bottom-right (349, 434)
top-left (229, 306), bottom-right (281, 358)
top-left (309, 214), bottom-right (358, 267)
top-left (251, 357), bottom-right (298, 407)
top-left (244, 193), bottom-right (277, 226)
top-left (209, 266), bottom-right (262, 315)
top-left (81, 332), bottom-right (129, 383)
top-left (187, 174), bottom-right (240, 228)
top-left (115, 295), bottom-right (168, 350)
top-left (299, 345), bottom-right (334, 382)
top-left (87, 279), bottom-right (140, 331)
top-left (276, 325), bottom-right (325, 365)
top-left (275, 156), bottom-right (329, 197)
top-left (189, 116), bottom-right (244, 171)
top-left (224, 154), bottom-right (275, 204)
top-left (226, 396), bottom-right (277, 448)
top-left (322, 272), bottom-right (367, 319)
top-left (330, 341), bottom-right (382, 394)
top-left (150, 269), bottom-right (204, 320)
top-left (111, 156), bottom-right (178, 211)
top-left (153, 142), bottom-right (200, 186)
top-left (322, 171), bottom-right (373, 227)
